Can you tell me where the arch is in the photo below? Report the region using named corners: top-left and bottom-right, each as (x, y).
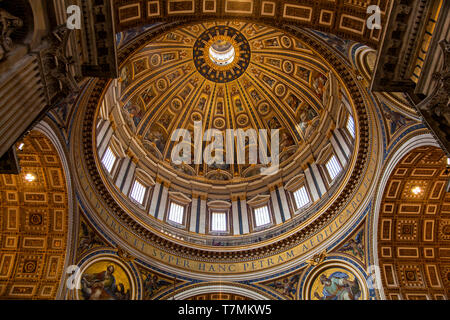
top-left (173, 283), bottom-right (272, 300)
top-left (372, 132), bottom-right (440, 299)
top-left (33, 121), bottom-right (78, 299)
top-left (0, 129), bottom-right (73, 299)
top-left (373, 135), bottom-right (449, 299)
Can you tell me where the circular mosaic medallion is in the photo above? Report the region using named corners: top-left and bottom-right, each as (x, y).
top-left (302, 261), bottom-right (368, 300)
top-left (76, 256), bottom-right (136, 300)
top-left (193, 26), bottom-right (251, 83)
top-left (213, 117), bottom-right (226, 129)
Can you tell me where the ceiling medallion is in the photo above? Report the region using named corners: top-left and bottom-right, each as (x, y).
top-left (193, 26), bottom-right (251, 83)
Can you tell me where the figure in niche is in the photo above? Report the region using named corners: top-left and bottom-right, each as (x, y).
top-left (123, 100), bottom-right (144, 126)
top-left (141, 87), bottom-right (156, 105)
top-left (296, 66), bottom-right (311, 82)
top-left (286, 94), bottom-right (302, 111)
top-left (216, 102), bottom-right (224, 115)
top-left (0, 8), bottom-right (23, 60)
top-left (167, 70), bottom-right (181, 84)
top-left (209, 162), bottom-right (230, 171)
top-left (133, 59), bottom-right (147, 74)
top-left (174, 164), bottom-right (194, 176)
top-left (81, 265), bottom-right (131, 300)
top-left (384, 108), bottom-right (409, 135)
top-left (268, 117), bottom-right (281, 129)
top-left (264, 38), bottom-right (279, 47)
top-left (280, 149), bottom-right (295, 163)
top-left (263, 75), bottom-right (275, 87)
top-left (235, 98), bottom-right (244, 113)
top-left (78, 221), bottom-right (104, 254)
top-left (267, 58), bottom-right (281, 68)
top-left (162, 52), bottom-right (176, 62)
top-left (338, 230), bottom-right (364, 259)
top-left (279, 132), bottom-right (295, 152)
top-left (142, 273), bottom-right (172, 300)
top-left (147, 129), bottom-right (167, 154)
top-left (217, 87), bottom-right (224, 97)
top-left (298, 105), bottom-right (318, 134)
top-left (270, 275), bottom-right (299, 299)
top-left (312, 71), bottom-right (327, 101)
top-left (203, 84), bottom-right (212, 95)
top-left (159, 113), bottom-right (173, 128)
top-left (166, 32), bottom-right (179, 41)
top-left (251, 68), bottom-right (262, 77)
top-left (244, 166), bottom-right (261, 178)
top-left (120, 65), bottom-right (132, 90)
top-left (313, 272), bottom-right (361, 300)
top-left (179, 86), bottom-right (192, 100)
top-left (250, 89), bottom-right (261, 102)
top-left (208, 171), bottom-right (229, 181)
top-left (197, 97), bottom-right (207, 111)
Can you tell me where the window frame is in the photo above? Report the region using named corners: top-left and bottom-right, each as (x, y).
top-left (167, 201), bottom-right (186, 226)
top-left (324, 154), bottom-right (343, 183)
top-left (210, 211), bottom-right (229, 234)
top-left (253, 205), bottom-right (272, 229)
top-left (129, 179), bottom-right (148, 207)
top-left (346, 114), bottom-right (356, 139)
top-left (292, 185), bottom-right (311, 212)
top-left (101, 146), bottom-right (118, 174)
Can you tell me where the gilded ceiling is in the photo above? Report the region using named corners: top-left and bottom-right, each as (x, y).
top-left (113, 0), bottom-right (390, 49)
top-left (0, 131), bottom-right (69, 299)
top-left (2, 0), bottom-right (450, 304)
top-left (116, 21), bottom-right (350, 182)
top-left (71, 16), bottom-right (377, 281)
top-left (378, 146), bottom-right (450, 300)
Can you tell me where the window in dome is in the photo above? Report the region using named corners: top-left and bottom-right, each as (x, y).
top-left (168, 202), bottom-right (185, 225)
top-left (254, 206), bottom-right (271, 227)
top-left (209, 40), bottom-right (236, 66)
top-left (211, 212), bottom-right (227, 232)
top-left (347, 115), bottom-right (355, 138)
top-left (326, 155), bottom-right (342, 181)
top-left (293, 186), bottom-right (310, 210)
top-left (130, 180), bottom-right (146, 205)
top-left (102, 147), bottom-right (116, 173)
